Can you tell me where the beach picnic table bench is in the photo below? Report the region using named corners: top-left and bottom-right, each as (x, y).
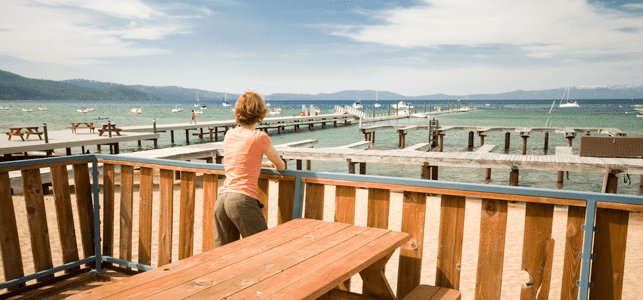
top-left (68, 122), bottom-right (96, 134)
top-left (69, 219), bottom-right (411, 300)
top-left (97, 123), bottom-right (121, 136)
top-left (4, 126), bottom-right (43, 141)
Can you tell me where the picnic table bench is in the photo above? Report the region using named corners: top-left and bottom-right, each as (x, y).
top-left (97, 123), bottom-right (121, 136)
top-left (68, 122), bottom-right (96, 134)
top-left (4, 126), bottom-right (43, 141)
top-left (69, 219), bottom-right (417, 300)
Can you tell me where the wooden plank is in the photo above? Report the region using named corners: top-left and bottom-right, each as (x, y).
top-left (435, 195), bottom-right (466, 290)
top-left (179, 171), bottom-right (196, 260)
top-left (397, 191), bottom-right (427, 299)
top-left (21, 168), bottom-right (54, 281)
top-left (278, 180), bottom-right (296, 224)
top-left (334, 184), bottom-right (357, 291)
top-left (138, 167), bottom-right (154, 266)
top-left (102, 164), bottom-right (115, 260)
top-left (0, 171), bottom-right (25, 288)
top-left (589, 208), bottom-right (629, 300)
top-left (73, 163), bottom-right (95, 259)
top-left (119, 165), bottom-right (135, 262)
top-left (304, 182), bottom-right (325, 220)
top-left (475, 199), bottom-right (508, 300)
top-left (560, 206), bottom-right (585, 300)
top-left (520, 202), bottom-right (554, 300)
top-left (50, 165), bottom-right (80, 272)
top-left (257, 178), bottom-right (269, 222)
top-left (366, 188), bottom-right (390, 229)
top-left (158, 169), bottom-right (175, 267)
top-left (0, 159), bottom-right (93, 173)
top-left (202, 173), bottom-right (218, 252)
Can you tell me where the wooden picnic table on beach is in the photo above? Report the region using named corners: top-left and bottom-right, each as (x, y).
top-left (69, 218), bottom-right (409, 300)
top-left (68, 122), bottom-right (96, 134)
top-left (97, 123), bottom-right (121, 136)
top-left (4, 126), bottom-right (43, 141)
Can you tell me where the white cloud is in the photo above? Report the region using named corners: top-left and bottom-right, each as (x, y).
top-left (330, 0), bottom-right (643, 60)
top-left (0, 0), bottom-right (199, 64)
top-left (622, 3), bottom-right (643, 9)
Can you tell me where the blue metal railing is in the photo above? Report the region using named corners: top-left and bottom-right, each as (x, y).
top-left (1, 154), bottom-right (642, 300)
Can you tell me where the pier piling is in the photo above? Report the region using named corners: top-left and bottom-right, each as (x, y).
top-left (468, 132), bottom-right (474, 150)
top-left (509, 168), bottom-right (519, 186)
top-left (505, 132), bottom-right (510, 150)
top-left (544, 132), bottom-right (549, 152)
top-left (521, 134), bottom-right (529, 155)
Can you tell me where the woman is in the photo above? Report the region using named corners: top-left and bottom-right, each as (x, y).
top-left (214, 90), bottom-right (286, 247)
top-left (190, 110), bottom-right (196, 124)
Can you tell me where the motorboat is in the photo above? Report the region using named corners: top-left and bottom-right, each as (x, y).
top-left (194, 110), bottom-right (203, 115)
top-left (0, 107), bottom-right (9, 110)
top-left (200, 105), bottom-right (207, 110)
top-left (194, 91), bottom-right (200, 108)
top-left (38, 107), bottom-right (47, 111)
top-left (269, 108), bottom-right (281, 116)
top-left (352, 100), bottom-right (363, 109)
top-left (77, 107), bottom-right (89, 113)
top-left (22, 108), bottom-right (33, 112)
top-left (374, 103), bottom-right (381, 108)
top-left (392, 101), bottom-right (412, 109)
top-left (171, 105), bottom-right (182, 113)
top-left (86, 107), bottom-right (94, 112)
top-left (559, 87), bottom-right (579, 108)
top-left (130, 107), bottom-right (142, 114)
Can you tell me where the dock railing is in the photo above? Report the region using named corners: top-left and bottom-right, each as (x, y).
top-left (1, 154), bottom-right (642, 299)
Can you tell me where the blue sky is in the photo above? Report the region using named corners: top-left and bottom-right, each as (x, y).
top-left (1, 0), bottom-right (642, 96)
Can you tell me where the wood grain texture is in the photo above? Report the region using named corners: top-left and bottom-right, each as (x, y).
top-left (179, 171), bottom-right (196, 260)
top-left (435, 194), bottom-right (466, 290)
top-left (138, 167), bottom-right (153, 266)
top-left (589, 208), bottom-right (629, 300)
top-left (158, 169), bottom-right (174, 267)
top-left (0, 171), bottom-right (25, 287)
top-left (102, 164), bottom-right (115, 259)
top-left (304, 182), bottom-right (325, 220)
top-left (201, 173), bottom-right (218, 252)
top-left (397, 191), bottom-right (427, 299)
top-left (560, 206), bottom-right (585, 300)
top-left (72, 163), bottom-right (95, 258)
top-left (119, 165), bottom-right (135, 262)
top-left (335, 184), bottom-right (357, 290)
top-left (475, 199), bottom-right (508, 300)
top-left (257, 178), bottom-right (269, 222)
top-left (277, 180), bottom-right (295, 224)
top-left (21, 168), bottom-right (54, 281)
top-left (366, 188), bottom-right (390, 229)
top-left (50, 165), bottom-right (80, 272)
top-left (520, 202), bottom-right (554, 300)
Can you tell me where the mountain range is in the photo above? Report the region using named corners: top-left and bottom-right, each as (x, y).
top-left (1, 69), bottom-right (641, 101)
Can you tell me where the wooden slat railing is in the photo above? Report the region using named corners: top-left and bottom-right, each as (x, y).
top-left (2, 156), bottom-right (642, 300)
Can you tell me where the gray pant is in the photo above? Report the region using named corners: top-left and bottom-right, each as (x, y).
top-left (213, 192), bottom-right (268, 247)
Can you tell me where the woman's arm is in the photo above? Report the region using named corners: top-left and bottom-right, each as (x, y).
top-left (263, 144), bottom-right (286, 171)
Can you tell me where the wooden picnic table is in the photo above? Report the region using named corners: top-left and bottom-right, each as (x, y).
top-left (69, 122), bottom-right (96, 134)
top-left (98, 123), bottom-right (121, 136)
top-left (4, 126), bottom-right (43, 141)
top-left (69, 219), bottom-right (409, 300)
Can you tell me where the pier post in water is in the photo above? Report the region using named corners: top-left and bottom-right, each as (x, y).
top-left (509, 167), bottom-right (519, 186)
top-left (557, 171), bottom-right (564, 189)
top-left (359, 163), bottom-right (366, 174)
top-left (438, 133), bottom-right (445, 152)
top-left (521, 134), bottom-right (529, 155)
top-left (388, 104), bottom-right (391, 116)
top-left (398, 132), bottom-right (406, 149)
top-left (544, 132), bottom-right (549, 152)
top-left (347, 159), bottom-right (355, 174)
top-left (372, 105), bottom-right (375, 118)
top-left (170, 130), bottom-right (175, 145)
top-left (185, 129), bottom-right (190, 145)
top-left (479, 133), bottom-right (486, 146)
top-left (468, 131), bottom-right (474, 150)
top-left (485, 168), bottom-right (491, 184)
top-left (505, 132), bottom-right (510, 150)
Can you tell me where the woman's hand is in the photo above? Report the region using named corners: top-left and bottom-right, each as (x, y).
top-left (261, 161), bottom-right (276, 168)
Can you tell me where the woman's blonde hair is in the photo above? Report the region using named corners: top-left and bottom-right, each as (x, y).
top-left (234, 90), bottom-right (269, 125)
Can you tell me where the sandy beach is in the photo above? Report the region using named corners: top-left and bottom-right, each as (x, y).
top-left (2, 171), bottom-right (643, 299)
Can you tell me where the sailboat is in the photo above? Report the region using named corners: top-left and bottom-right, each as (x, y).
top-left (374, 91), bottom-right (381, 107)
top-left (130, 106), bottom-right (142, 114)
top-left (222, 92), bottom-right (231, 107)
top-left (559, 87), bottom-right (579, 108)
top-left (194, 91), bottom-right (200, 108)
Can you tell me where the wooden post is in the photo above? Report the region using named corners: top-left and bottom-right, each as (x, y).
top-left (359, 163), bottom-right (366, 174)
top-left (296, 159), bottom-right (302, 170)
top-left (372, 131), bottom-right (375, 143)
top-left (66, 147), bottom-right (72, 155)
top-left (199, 128), bottom-right (204, 140)
top-left (372, 105), bottom-right (375, 118)
top-left (185, 129), bottom-right (190, 145)
top-left (114, 143), bottom-right (119, 154)
top-left (557, 171), bottom-right (564, 189)
top-left (348, 160), bottom-right (355, 174)
top-left (485, 168), bottom-right (491, 183)
top-left (170, 130), bottom-right (175, 144)
top-left (421, 163), bottom-right (431, 179)
top-left (544, 132), bottom-right (549, 152)
top-left (566, 136), bottom-right (574, 147)
top-left (468, 131), bottom-right (474, 150)
top-left (424, 103), bottom-right (426, 113)
top-left (509, 168), bottom-right (519, 186)
top-left (97, 144), bottom-right (101, 153)
top-left (521, 135), bottom-right (528, 155)
top-left (479, 133), bottom-right (485, 146)
top-left (153, 138), bottom-right (158, 149)
top-left (399, 132), bottom-right (406, 149)
top-left (439, 133), bottom-right (444, 152)
top-left (388, 104), bottom-right (391, 116)
top-left (137, 140), bottom-right (142, 148)
top-left (640, 175), bottom-right (643, 194)
top-left (306, 160), bottom-right (311, 171)
top-left (0, 171), bottom-right (26, 289)
top-left (215, 127), bottom-right (219, 141)
top-left (505, 132), bottom-right (510, 150)
top-left (396, 103), bottom-right (399, 116)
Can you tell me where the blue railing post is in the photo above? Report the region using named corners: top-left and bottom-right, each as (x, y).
top-left (90, 157), bottom-right (104, 274)
top-left (577, 199), bottom-right (598, 300)
top-left (291, 175), bottom-right (305, 220)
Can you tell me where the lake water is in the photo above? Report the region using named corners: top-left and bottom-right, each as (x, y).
top-left (1, 99), bottom-right (642, 195)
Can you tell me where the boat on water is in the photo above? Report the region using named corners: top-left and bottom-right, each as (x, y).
top-left (194, 110), bottom-right (203, 115)
top-left (38, 107), bottom-right (47, 111)
top-left (269, 108), bottom-right (281, 116)
top-left (130, 107), bottom-right (142, 114)
top-left (200, 105), bottom-right (207, 110)
top-left (171, 105), bottom-right (182, 113)
top-left (352, 100), bottom-right (363, 109)
top-left (77, 107), bottom-right (89, 113)
top-left (22, 108), bottom-right (33, 112)
top-left (392, 101), bottom-right (412, 109)
top-left (485, 103), bottom-right (490, 107)
top-left (0, 107), bottom-right (9, 110)
top-left (222, 92), bottom-right (231, 107)
top-left (374, 91), bottom-right (381, 107)
top-left (86, 108), bottom-right (94, 112)
top-left (559, 87), bottom-right (579, 108)
top-left (93, 116), bottom-right (109, 120)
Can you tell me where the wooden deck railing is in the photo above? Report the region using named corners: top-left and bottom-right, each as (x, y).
top-left (1, 154), bottom-right (642, 300)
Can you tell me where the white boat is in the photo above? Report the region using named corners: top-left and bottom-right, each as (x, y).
top-left (38, 107), bottom-right (47, 111)
top-left (0, 107), bottom-right (8, 110)
top-left (314, 106), bottom-right (320, 114)
top-left (22, 108), bottom-right (33, 112)
top-left (77, 107), bottom-right (89, 113)
top-left (374, 91), bottom-right (381, 107)
top-left (269, 108), bottom-right (281, 116)
top-left (485, 103), bottom-right (490, 107)
top-left (130, 107), bottom-right (142, 114)
top-left (200, 105), bottom-right (207, 110)
top-left (222, 92), bottom-right (231, 107)
top-left (86, 108), bottom-right (94, 112)
top-left (194, 110), bottom-right (203, 115)
top-left (559, 87), bottom-right (579, 108)
top-left (194, 91), bottom-right (200, 107)
top-left (392, 101), bottom-right (411, 109)
top-left (352, 100), bottom-right (363, 109)
top-left (171, 105), bottom-right (182, 113)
